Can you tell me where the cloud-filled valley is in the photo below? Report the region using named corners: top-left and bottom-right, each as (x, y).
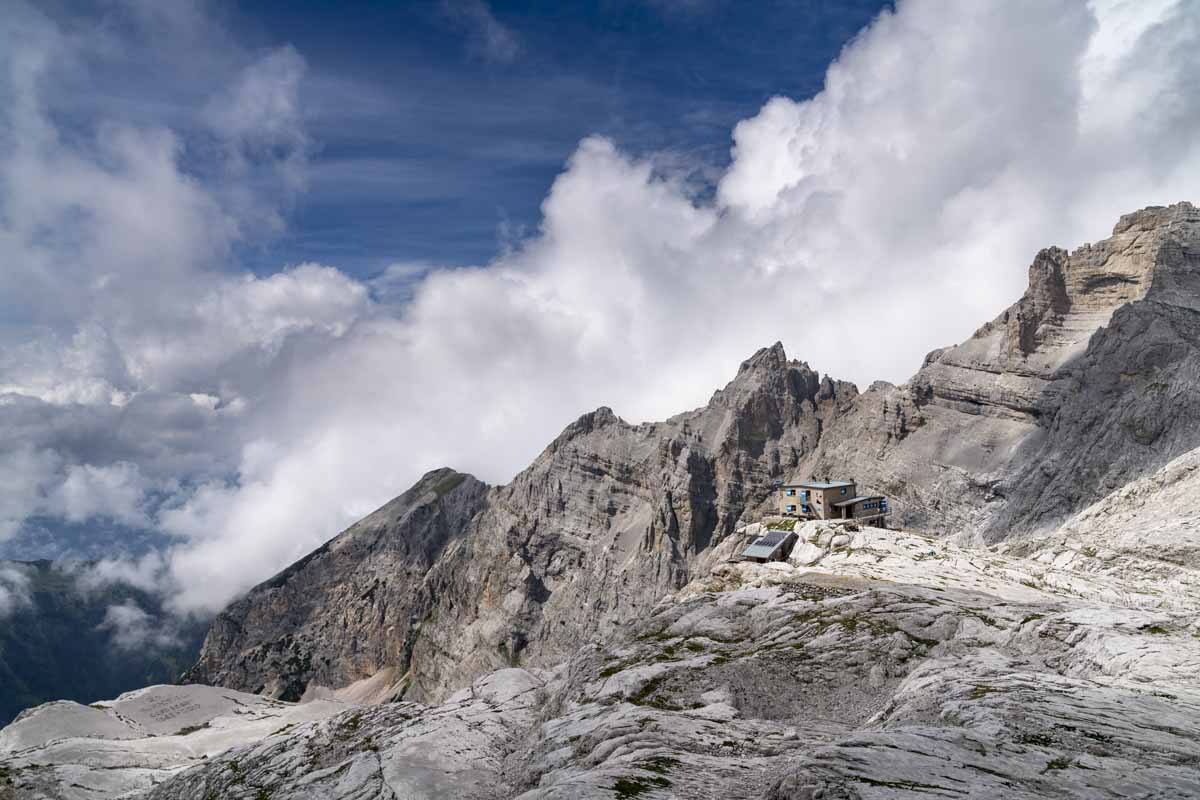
top-left (1, 0), bottom-right (1199, 618)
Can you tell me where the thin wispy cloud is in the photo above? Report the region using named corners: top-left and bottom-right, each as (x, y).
top-left (439, 0), bottom-right (522, 63)
top-left (645, 0), bottom-right (720, 18)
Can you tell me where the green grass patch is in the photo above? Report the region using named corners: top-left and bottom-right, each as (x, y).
top-left (1042, 756), bottom-right (1073, 772)
top-left (1019, 733), bottom-right (1055, 747)
top-left (629, 674), bottom-right (683, 711)
top-left (639, 757), bottom-right (680, 775)
top-left (599, 656), bottom-right (640, 679)
top-left (611, 775), bottom-right (670, 797)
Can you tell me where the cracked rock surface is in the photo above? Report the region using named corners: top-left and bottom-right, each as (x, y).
top-left (10, 520), bottom-right (1200, 799)
top-left (0, 684), bottom-right (349, 800)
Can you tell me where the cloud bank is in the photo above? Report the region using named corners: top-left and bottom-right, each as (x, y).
top-left (1, 0), bottom-right (1198, 613)
top-left (0, 563), bottom-right (32, 619)
top-left (97, 599), bottom-right (183, 651)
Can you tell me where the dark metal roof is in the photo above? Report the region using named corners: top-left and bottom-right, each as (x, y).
top-left (833, 495), bottom-right (882, 508)
top-left (781, 480), bottom-right (855, 490)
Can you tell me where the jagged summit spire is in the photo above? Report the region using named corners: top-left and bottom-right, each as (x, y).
top-left (738, 341), bottom-right (789, 374)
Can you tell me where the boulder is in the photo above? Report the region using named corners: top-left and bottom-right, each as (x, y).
top-left (789, 542), bottom-right (825, 566)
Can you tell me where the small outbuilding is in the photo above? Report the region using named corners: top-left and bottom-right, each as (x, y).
top-left (740, 530), bottom-right (798, 563)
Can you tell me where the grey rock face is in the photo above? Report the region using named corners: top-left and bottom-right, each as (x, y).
top-left (10, 491), bottom-right (1200, 799)
top-left (807, 201), bottom-right (1200, 539)
top-left (999, 444), bottom-right (1200, 605)
top-left (63, 538), bottom-right (1200, 800)
top-left (185, 346), bottom-right (857, 704)
top-left (144, 669), bottom-right (546, 800)
top-left (183, 468), bottom-right (490, 699)
top-left (0, 684), bottom-right (350, 800)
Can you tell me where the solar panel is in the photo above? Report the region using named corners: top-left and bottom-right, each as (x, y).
top-left (756, 530), bottom-right (790, 547)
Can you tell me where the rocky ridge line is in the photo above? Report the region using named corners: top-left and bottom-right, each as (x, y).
top-left (184, 345), bottom-right (857, 705)
top-left (806, 201), bottom-right (1200, 539)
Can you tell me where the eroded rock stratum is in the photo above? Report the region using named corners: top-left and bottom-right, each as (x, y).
top-left (6, 518), bottom-right (1200, 799)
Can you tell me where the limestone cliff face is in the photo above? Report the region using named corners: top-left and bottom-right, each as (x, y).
top-left (183, 469), bottom-right (491, 699)
top-left (185, 345), bottom-right (857, 702)
top-left (807, 201), bottom-right (1200, 539)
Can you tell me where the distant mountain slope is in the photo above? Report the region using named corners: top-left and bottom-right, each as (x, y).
top-left (0, 561), bottom-right (206, 726)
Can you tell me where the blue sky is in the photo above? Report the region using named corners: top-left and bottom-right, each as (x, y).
top-left (221, 0), bottom-right (889, 276)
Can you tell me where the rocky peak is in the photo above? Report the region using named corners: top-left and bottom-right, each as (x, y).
top-left (913, 202), bottom-right (1199, 421)
top-left (182, 342), bottom-right (861, 706)
top-left (1142, 201), bottom-right (1200, 311)
top-left (709, 342), bottom-right (847, 417)
top-left (1008, 247), bottom-right (1070, 357)
top-left (546, 406), bottom-right (626, 452)
top-left (736, 340), bottom-right (789, 374)
top-left (808, 201), bottom-right (1200, 539)
top-left (1112, 200), bottom-right (1197, 235)
top-left (182, 468), bottom-right (490, 699)
top-left (1017, 201), bottom-right (1200, 354)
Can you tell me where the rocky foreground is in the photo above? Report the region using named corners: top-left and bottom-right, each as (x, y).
top-left (6, 508), bottom-right (1200, 799)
